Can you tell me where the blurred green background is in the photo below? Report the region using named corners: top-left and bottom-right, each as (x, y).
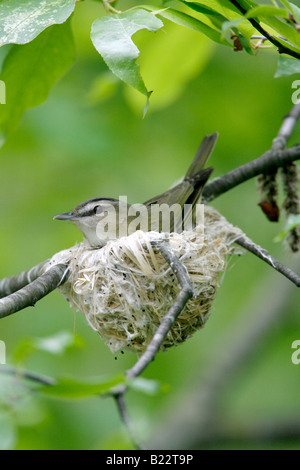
top-left (0, 0), bottom-right (300, 450)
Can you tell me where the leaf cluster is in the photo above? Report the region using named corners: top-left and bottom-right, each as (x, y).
top-left (0, 0), bottom-right (299, 145)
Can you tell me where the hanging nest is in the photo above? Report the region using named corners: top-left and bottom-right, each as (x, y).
top-left (44, 206), bottom-right (243, 354)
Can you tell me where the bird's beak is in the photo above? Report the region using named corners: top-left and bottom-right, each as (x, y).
top-left (53, 211), bottom-right (78, 221)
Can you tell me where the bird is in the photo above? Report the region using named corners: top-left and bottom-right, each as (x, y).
top-left (54, 133), bottom-right (218, 248)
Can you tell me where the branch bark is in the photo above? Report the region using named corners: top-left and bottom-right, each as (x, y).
top-left (0, 260), bottom-right (49, 298)
top-left (148, 265), bottom-right (297, 449)
top-left (113, 392), bottom-right (147, 450)
top-left (111, 241), bottom-right (194, 449)
top-left (272, 103), bottom-right (300, 151)
top-left (0, 264), bottom-right (69, 319)
top-left (0, 365), bottom-right (56, 386)
top-left (202, 146), bottom-right (300, 203)
top-left (236, 235), bottom-right (300, 287)
top-left (127, 240), bottom-right (194, 379)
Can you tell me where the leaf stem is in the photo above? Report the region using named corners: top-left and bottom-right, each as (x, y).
top-left (102, 0), bottom-right (121, 14)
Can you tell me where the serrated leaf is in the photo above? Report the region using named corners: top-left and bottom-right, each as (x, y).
top-left (91, 9), bottom-right (163, 106)
top-left (0, 0), bottom-right (76, 46)
top-left (40, 374), bottom-right (126, 399)
top-left (275, 54), bottom-right (300, 77)
top-left (0, 20), bottom-right (75, 147)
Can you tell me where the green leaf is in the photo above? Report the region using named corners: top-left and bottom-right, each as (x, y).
top-left (127, 377), bottom-right (162, 395)
top-left (182, 0), bottom-right (240, 17)
top-left (0, 45), bottom-right (11, 72)
top-left (260, 15), bottom-right (300, 49)
top-left (40, 374), bottom-right (126, 399)
top-left (0, 0), bottom-right (76, 46)
top-left (246, 6), bottom-right (289, 19)
top-left (279, 0), bottom-right (293, 13)
top-left (221, 18), bottom-right (244, 35)
top-left (176, 0), bottom-right (229, 28)
top-left (238, 32), bottom-right (254, 54)
top-left (181, 0), bottom-right (256, 39)
top-left (0, 20), bottom-right (75, 147)
top-left (91, 9), bottom-right (163, 108)
top-left (291, 3), bottom-right (300, 22)
top-left (123, 17), bottom-right (214, 111)
top-left (275, 54), bottom-right (300, 77)
top-left (156, 8), bottom-right (229, 44)
top-left (13, 331), bottom-right (84, 364)
top-left (274, 214), bottom-right (300, 242)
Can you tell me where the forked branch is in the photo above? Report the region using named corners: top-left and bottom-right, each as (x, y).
top-left (0, 264), bottom-right (69, 319)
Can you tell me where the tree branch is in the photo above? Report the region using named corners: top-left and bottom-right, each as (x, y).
top-left (272, 103), bottom-right (300, 151)
top-left (113, 392), bottom-right (146, 450)
top-left (108, 241), bottom-right (194, 447)
top-left (0, 260), bottom-right (49, 298)
top-left (202, 146), bottom-right (300, 203)
top-left (236, 235), bottom-right (300, 287)
top-left (148, 266), bottom-right (297, 449)
top-left (127, 240), bottom-right (194, 380)
top-left (0, 365), bottom-right (56, 386)
top-left (0, 264), bottom-right (69, 319)
top-left (228, 0), bottom-right (300, 60)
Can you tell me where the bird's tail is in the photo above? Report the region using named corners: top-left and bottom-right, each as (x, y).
top-left (184, 132), bottom-right (218, 179)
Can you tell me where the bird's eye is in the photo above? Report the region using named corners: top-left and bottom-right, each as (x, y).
top-left (93, 205), bottom-right (103, 215)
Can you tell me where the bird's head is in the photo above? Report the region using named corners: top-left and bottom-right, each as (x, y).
top-left (54, 197), bottom-right (125, 248)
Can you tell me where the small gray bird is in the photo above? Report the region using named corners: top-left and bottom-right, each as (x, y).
top-left (54, 133), bottom-right (218, 248)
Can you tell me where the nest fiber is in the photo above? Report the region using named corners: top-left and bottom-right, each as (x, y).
top-left (46, 206), bottom-right (243, 354)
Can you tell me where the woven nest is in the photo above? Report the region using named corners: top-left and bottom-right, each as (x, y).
top-left (45, 206), bottom-right (243, 354)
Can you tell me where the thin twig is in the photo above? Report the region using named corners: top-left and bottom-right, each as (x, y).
top-left (0, 260), bottom-right (49, 298)
top-left (202, 146), bottom-right (300, 203)
top-left (127, 241), bottom-right (194, 379)
top-left (111, 241), bottom-right (194, 446)
top-left (228, 0), bottom-right (300, 60)
top-left (148, 266), bottom-right (297, 449)
top-left (0, 264), bottom-right (69, 319)
top-left (236, 235), bottom-right (300, 287)
top-left (0, 365), bottom-right (56, 386)
top-left (113, 392), bottom-right (147, 450)
top-left (272, 103), bottom-right (300, 151)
